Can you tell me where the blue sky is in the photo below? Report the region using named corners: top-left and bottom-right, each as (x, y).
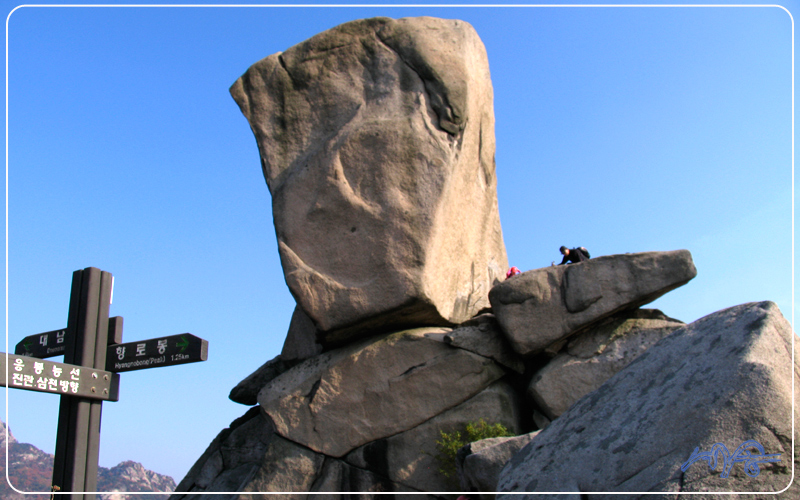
top-left (3, 1), bottom-right (795, 490)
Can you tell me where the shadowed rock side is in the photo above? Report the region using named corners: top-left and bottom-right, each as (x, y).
top-left (497, 301), bottom-right (798, 498)
top-left (173, 330), bottom-right (523, 497)
top-left (170, 407), bottom-right (425, 500)
top-left (528, 308), bottom-right (685, 419)
top-left (345, 381), bottom-right (523, 491)
top-left (230, 16), bottom-right (507, 346)
top-left (456, 432), bottom-right (540, 494)
top-left (444, 313), bottom-right (525, 374)
top-left (228, 355), bottom-right (291, 406)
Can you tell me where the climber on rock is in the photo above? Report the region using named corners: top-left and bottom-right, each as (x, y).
top-left (556, 246), bottom-right (591, 265)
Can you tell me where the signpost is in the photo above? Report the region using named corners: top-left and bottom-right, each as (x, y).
top-left (4, 267), bottom-right (209, 500)
top-left (15, 328), bottom-right (69, 358)
top-left (106, 333), bottom-right (208, 373)
top-left (1, 353), bottom-right (119, 401)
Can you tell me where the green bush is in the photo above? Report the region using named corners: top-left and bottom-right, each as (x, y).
top-left (433, 419), bottom-right (514, 484)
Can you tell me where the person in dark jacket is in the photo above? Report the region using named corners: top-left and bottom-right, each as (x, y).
top-left (558, 246), bottom-right (590, 265)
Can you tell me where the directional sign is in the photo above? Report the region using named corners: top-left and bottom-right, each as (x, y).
top-left (106, 333), bottom-right (208, 373)
top-left (15, 328), bottom-right (69, 358)
top-left (2, 353), bottom-right (119, 401)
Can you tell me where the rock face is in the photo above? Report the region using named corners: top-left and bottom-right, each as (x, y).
top-left (498, 301), bottom-right (798, 497)
top-left (489, 250), bottom-right (697, 357)
top-left (528, 308), bottom-right (684, 419)
top-left (456, 432), bottom-right (539, 493)
top-left (174, 407), bottom-right (333, 498)
top-left (175, 345), bottom-right (518, 496)
top-left (230, 16), bottom-right (507, 346)
top-left (281, 306), bottom-right (323, 363)
top-left (228, 355), bottom-right (291, 406)
top-left (443, 313), bottom-right (525, 374)
top-left (345, 381), bottom-right (523, 491)
top-left (258, 326), bottom-right (505, 457)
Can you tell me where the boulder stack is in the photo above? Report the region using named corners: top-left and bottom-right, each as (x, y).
top-left (171, 15), bottom-right (796, 500)
top-left (174, 16), bottom-right (517, 497)
top-left (176, 326), bottom-right (522, 494)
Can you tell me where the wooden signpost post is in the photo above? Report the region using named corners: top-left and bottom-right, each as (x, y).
top-left (4, 267), bottom-right (209, 500)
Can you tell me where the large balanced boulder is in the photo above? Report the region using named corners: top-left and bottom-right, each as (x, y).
top-left (489, 250), bottom-right (697, 357)
top-left (498, 301), bottom-right (798, 498)
top-left (258, 326), bottom-right (506, 457)
top-left (528, 308), bottom-right (684, 419)
top-left (230, 16), bottom-right (507, 346)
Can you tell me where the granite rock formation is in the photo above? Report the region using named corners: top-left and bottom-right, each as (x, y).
top-left (528, 308), bottom-right (684, 419)
top-left (257, 326), bottom-right (505, 458)
top-left (497, 301), bottom-right (798, 498)
top-left (443, 313), bottom-right (525, 374)
top-left (344, 381), bottom-right (522, 491)
top-left (489, 250), bottom-right (697, 357)
top-left (172, 14), bottom-right (796, 500)
top-left (456, 432), bottom-right (539, 493)
top-left (228, 355), bottom-right (291, 406)
top-left (184, 316), bottom-right (524, 496)
top-left (230, 16), bottom-right (507, 346)
top-left (280, 306), bottom-right (323, 363)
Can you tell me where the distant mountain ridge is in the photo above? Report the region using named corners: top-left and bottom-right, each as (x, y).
top-left (1, 420), bottom-right (175, 500)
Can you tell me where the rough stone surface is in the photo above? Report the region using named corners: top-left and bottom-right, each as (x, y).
top-left (239, 435), bottom-right (325, 495)
top-left (456, 432), bottom-right (539, 492)
top-left (444, 314), bottom-right (525, 373)
top-left (309, 459), bottom-right (449, 498)
top-left (172, 406), bottom-right (275, 497)
top-left (531, 410), bottom-right (550, 431)
top-left (489, 250), bottom-right (697, 357)
top-left (497, 301), bottom-right (798, 498)
top-left (172, 406), bottom-right (448, 500)
top-left (281, 305), bottom-right (323, 363)
top-left (230, 16), bottom-right (507, 346)
top-left (310, 459), bottom-right (397, 494)
top-left (229, 356), bottom-right (292, 406)
top-left (258, 327), bottom-right (505, 457)
top-left (345, 381), bottom-right (523, 491)
top-left (528, 308), bottom-right (684, 419)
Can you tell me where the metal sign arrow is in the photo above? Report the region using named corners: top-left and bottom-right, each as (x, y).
top-left (106, 333), bottom-right (208, 373)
